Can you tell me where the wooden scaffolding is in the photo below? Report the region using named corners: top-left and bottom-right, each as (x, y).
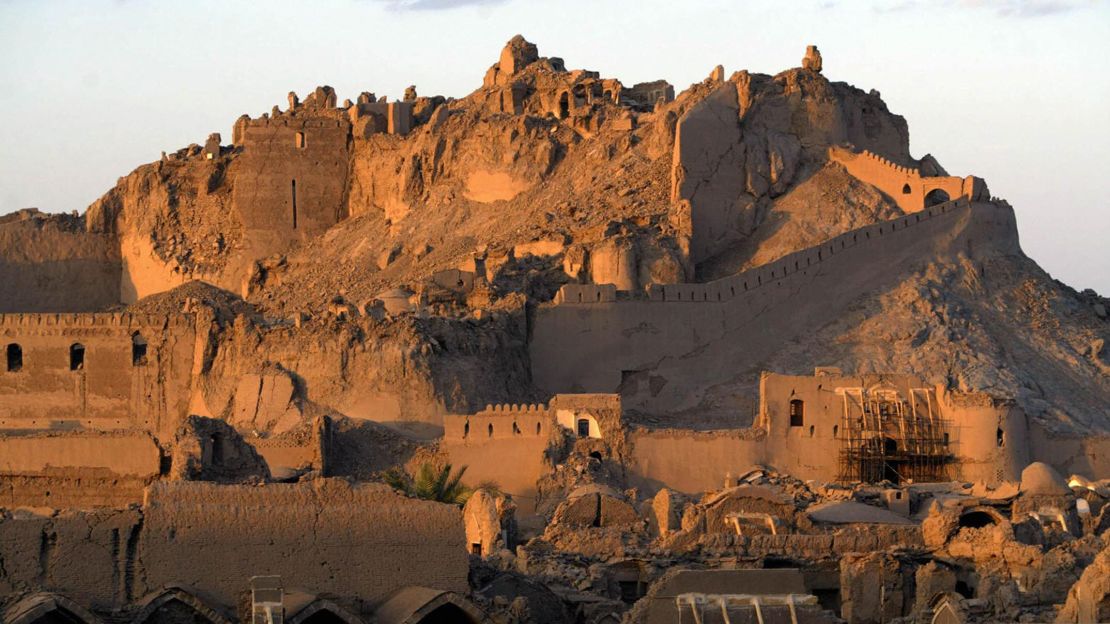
top-left (836, 386), bottom-right (951, 484)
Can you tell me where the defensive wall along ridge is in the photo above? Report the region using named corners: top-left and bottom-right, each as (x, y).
top-left (827, 145), bottom-right (986, 215)
top-left (531, 198), bottom-right (1020, 413)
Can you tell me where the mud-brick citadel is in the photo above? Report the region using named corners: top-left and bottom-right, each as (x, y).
top-left (1, 37), bottom-right (1109, 624)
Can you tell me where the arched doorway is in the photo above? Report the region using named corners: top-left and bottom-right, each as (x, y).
top-left (958, 510), bottom-right (999, 529)
top-left (924, 188), bottom-right (951, 207)
top-left (132, 588), bottom-right (232, 624)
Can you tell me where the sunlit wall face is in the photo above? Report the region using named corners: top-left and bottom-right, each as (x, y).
top-left (0, 0), bottom-right (1107, 292)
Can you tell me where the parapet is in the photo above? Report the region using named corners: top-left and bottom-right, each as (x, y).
top-left (829, 145), bottom-right (922, 179)
top-left (443, 401), bottom-right (554, 442)
top-left (477, 402), bottom-right (550, 416)
top-left (553, 283), bottom-right (617, 304)
top-left (0, 312), bottom-right (194, 329)
top-left (553, 197), bottom-right (992, 309)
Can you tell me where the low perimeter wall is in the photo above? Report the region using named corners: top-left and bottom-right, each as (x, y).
top-left (0, 479), bottom-right (469, 617)
top-left (0, 432), bottom-right (160, 478)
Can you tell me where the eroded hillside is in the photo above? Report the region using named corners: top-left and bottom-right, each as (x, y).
top-left (0, 36), bottom-right (1106, 435)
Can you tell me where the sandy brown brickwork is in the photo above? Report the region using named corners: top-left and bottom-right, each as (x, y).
top-left (0, 479), bottom-right (468, 618)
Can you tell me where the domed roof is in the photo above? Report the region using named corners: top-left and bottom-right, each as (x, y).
top-left (1020, 462), bottom-right (1070, 496)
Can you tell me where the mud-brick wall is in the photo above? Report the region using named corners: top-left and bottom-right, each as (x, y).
top-left (0, 480), bottom-right (469, 615)
top-left (626, 429), bottom-right (766, 495)
top-left (0, 313), bottom-right (197, 436)
top-left (232, 117), bottom-right (350, 262)
top-left (0, 218), bottom-right (120, 312)
top-left (443, 434), bottom-right (551, 515)
top-left (0, 432), bottom-right (160, 477)
top-left (140, 480), bottom-right (468, 608)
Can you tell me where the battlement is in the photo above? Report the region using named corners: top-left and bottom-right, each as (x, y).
top-left (0, 312), bottom-right (194, 329)
top-left (553, 283), bottom-right (617, 304)
top-left (477, 402), bottom-right (549, 415)
top-left (443, 402), bottom-right (554, 443)
top-left (245, 117), bottom-right (347, 130)
top-left (856, 148), bottom-right (921, 178)
top-left (828, 145), bottom-right (985, 214)
top-left (561, 197), bottom-right (984, 306)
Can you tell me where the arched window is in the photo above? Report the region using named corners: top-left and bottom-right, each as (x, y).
top-left (487, 423), bottom-right (493, 437)
top-left (789, 399), bottom-right (804, 427)
top-left (558, 92), bottom-right (570, 119)
top-left (69, 343), bottom-right (85, 371)
top-left (902, 183), bottom-right (912, 194)
top-left (131, 332), bottom-right (148, 366)
top-left (577, 418), bottom-right (591, 437)
top-left (295, 131), bottom-right (306, 149)
top-left (512, 421), bottom-right (521, 435)
top-left (6, 343), bottom-right (22, 372)
top-left (536, 421), bottom-right (542, 435)
top-left (463, 422), bottom-right (469, 438)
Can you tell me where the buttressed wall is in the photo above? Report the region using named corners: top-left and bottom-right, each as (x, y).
top-left (0, 313), bottom-right (197, 437)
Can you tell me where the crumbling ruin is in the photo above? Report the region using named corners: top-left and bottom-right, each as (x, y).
top-left (1, 36), bottom-right (1108, 623)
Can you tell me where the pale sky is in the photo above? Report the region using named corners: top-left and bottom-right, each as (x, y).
top-left (1, 0), bottom-right (1107, 292)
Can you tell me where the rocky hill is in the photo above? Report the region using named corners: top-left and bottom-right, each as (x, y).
top-left (1, 36), bottom-right (1106, 433)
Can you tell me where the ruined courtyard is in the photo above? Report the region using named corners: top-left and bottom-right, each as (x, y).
top-left (1, 35), bottom-right (1109, 624)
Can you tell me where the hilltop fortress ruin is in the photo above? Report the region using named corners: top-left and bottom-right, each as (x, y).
top-left (1, 37), bottom-right (1109, 624)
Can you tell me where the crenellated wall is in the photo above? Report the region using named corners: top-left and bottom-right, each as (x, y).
top-left (828, 146), bottom-right (988, 213)
top-left (442, 395), bottom-right (623, 515)
top-left (442, 402), bottom-right (554, 514)
top-left (0, 313), bottom-right (198, 436)
top-left (533, 199), bottom-right (1020, 420)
